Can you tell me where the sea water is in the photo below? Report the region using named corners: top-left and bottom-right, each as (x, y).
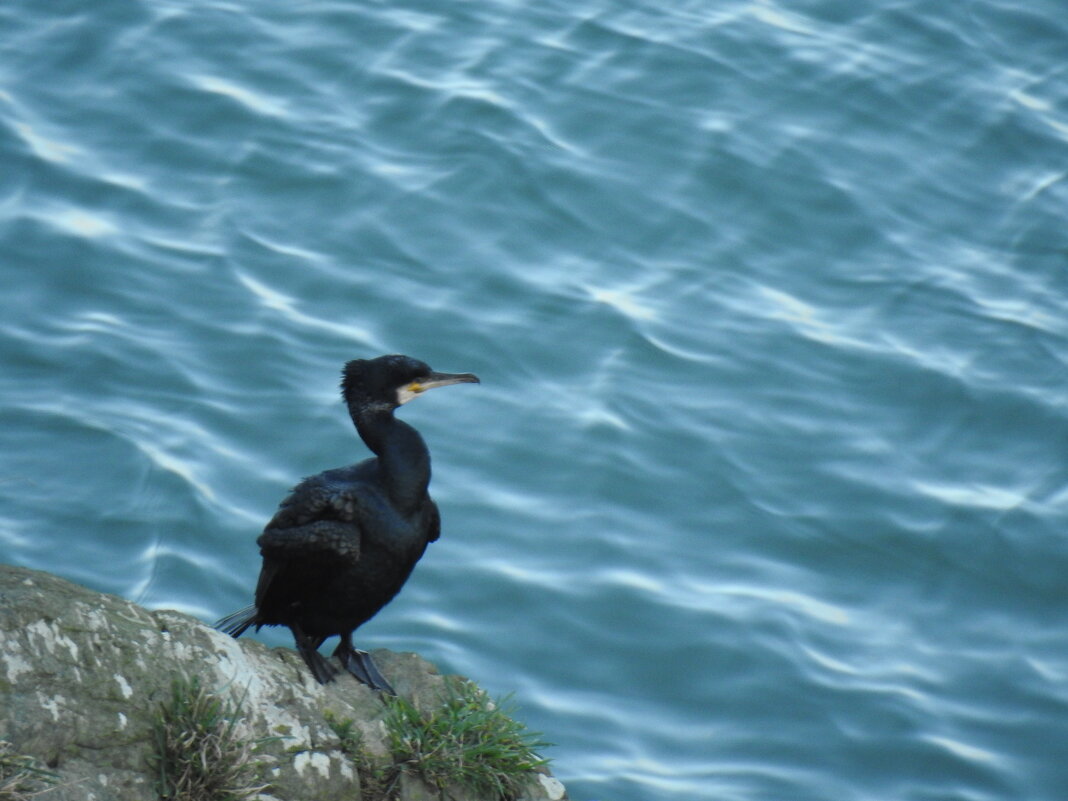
top-left (2, 1), bottom-right (1068, 799)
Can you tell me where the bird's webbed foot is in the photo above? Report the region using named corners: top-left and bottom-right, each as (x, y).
top-left (292, 628), bottom-right (338, 684)
top-left (334, 637), bottom-right (396, 695)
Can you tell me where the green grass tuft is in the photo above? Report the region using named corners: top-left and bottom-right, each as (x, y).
top-left (324, 709), bottom-right (398, 799)
top-left (149, 676), bottom-right (269, 801)
top-left (383, 677), bottom-right (551, 801)
top-left (0, 741), bottom-right (58, 800)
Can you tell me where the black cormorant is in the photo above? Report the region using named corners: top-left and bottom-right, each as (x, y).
top-left (215, 354), bottom-right (479, 693)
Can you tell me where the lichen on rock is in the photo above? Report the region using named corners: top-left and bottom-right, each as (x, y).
top-left (0, 563), bottom-right (564, 801)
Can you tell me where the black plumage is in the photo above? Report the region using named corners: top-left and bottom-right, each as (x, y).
top-left (216, 354), bottom-right (479, 692)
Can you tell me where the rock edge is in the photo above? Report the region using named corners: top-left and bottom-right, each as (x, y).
top-left (0, 563), bottom-right (565, 801)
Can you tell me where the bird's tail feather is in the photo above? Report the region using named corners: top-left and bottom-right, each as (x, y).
top-left (214, 605), bottom-right (258, 638)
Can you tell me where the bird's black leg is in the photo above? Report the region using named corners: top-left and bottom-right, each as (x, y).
top-left (334, 632), bottom-right (396, 695)
top-left (291, 625), bottom-right (338, 684)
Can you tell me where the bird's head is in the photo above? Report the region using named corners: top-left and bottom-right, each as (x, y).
top-left (342, 354), bottom-right (480, 411)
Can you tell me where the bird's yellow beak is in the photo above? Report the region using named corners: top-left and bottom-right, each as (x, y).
top-left (398, 371), bottom-right (479, 405)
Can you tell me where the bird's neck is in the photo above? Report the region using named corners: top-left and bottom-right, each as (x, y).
top-left (354, 407), bottom-right (431, 513)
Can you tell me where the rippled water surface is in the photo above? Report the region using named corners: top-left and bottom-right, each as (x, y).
top-left (3, 1), bottom-right (1068, 799)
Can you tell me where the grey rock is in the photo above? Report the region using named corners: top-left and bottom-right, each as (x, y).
top-left (0, 564), bottom-right (565, 801)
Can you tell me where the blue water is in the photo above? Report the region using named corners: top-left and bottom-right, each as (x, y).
top-left (3, 1), bottom-right (1068, 799)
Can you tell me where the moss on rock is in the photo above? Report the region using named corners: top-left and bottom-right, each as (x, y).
top-left (0, 564), bottom-right (565, 801)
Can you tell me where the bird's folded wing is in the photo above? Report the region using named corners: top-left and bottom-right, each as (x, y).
top-left (257, 520), bottom-right (362, 560)
top-left (253, 521), bottom-right (362, 608)
top-left (265, 484), bottom-right (366, 529)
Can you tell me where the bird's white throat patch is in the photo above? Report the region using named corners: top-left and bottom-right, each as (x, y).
top-left (396, 383), bottom-right (423, 405)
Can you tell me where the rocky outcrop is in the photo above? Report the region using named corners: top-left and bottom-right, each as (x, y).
top-left (0, 564), bottom-right (566, 801)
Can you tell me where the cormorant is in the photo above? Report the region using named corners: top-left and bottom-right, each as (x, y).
top-left (215, 354), bottom-right (479, 693)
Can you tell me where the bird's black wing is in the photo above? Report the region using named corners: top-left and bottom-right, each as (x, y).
top-left (258, 520), bottom-right (362, 560)
top-left (253, 475), bottom-right (367, 609)
top-left (265, 475), bottom-right (368, 530)
top-left (253, 520), bottom-right (362, 609)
